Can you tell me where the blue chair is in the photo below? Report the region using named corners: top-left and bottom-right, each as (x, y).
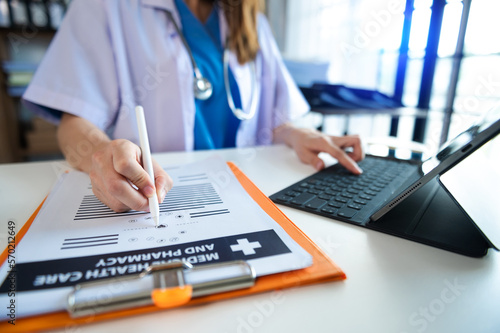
top-left (300, 83), bottom-right (404, 133)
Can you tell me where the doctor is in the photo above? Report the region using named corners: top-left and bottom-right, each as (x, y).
top-left (23, 0), bottom-right (364, 213)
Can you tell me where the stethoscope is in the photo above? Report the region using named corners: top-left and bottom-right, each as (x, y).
top-left (166, 11), bottom-right (257, 121)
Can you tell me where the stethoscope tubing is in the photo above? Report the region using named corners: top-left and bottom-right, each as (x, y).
top-left (166, 9), bottom-right (256, 120)
top-left (223, 48), bottom-right (257, 121)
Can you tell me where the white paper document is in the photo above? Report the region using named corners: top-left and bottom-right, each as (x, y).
top-left (0, 156), bottom-right (311, 319)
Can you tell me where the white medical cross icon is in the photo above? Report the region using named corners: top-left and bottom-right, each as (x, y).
top-left (230, 238), bottom-right (262, 255)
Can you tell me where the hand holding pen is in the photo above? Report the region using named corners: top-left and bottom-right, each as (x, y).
top-left (79, 114), bottom-right (172, 222)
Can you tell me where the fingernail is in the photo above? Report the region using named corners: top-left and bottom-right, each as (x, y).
top-left (144, 185), bottom-right (154, 198)
top-left (355, 165), bottom-right (363, 174)
top-left (159, 188), bottom-right (166, 202)
top-left (315, 161), bottom-right (323, 170)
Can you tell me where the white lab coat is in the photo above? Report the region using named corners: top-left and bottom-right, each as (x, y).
top-left (23, 0), bottom-right (309, 152)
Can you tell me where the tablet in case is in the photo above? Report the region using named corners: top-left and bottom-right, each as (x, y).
top-left (371, 128), bottom-right (500, 257)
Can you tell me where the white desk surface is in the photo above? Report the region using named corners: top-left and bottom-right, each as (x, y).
top-left (0, 145), bottom-right (498, 333)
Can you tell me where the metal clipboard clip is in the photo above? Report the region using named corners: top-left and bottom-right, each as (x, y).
top-left (67, 260), bottom-right (256, 318)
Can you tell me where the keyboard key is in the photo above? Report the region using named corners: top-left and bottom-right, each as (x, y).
top-left (359, 194), bottom-right (372, 200)
top-left (324, 176), bottom-right (340, 182)
top-left (325, 190), bottom-right (339, 196)
top-left (328, 201), bottom-right (343, 208)
top-left (353, 199), bottom-right (367, 205)
top-left (308, 189), bottom-right (321, 195)
top-left (335, 197), bottom-right (348, 203)
top-left (275, 195), bottom-right (292, 203)
top-left (305, 198), bottom-right (327, 210)
top-left (321, 207), bottom-right (336, 214)
top-left (364, 190), bottom-right (378, 196)
top-left (341, 177), bottom-right (355, 184)
top-left (291, 193), bottom-right (315, 205)
top-left (347, 203), bottom-right (362, 210)
top-left (341, 192), bottom-right (354, 199)
top-left (318, 194), bottom-right (333, 200)
top-left (337, 207), bottom-right (358, 218)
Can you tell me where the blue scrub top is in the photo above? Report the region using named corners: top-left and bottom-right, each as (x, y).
top-left (175, 0), bottom-right (242, 150)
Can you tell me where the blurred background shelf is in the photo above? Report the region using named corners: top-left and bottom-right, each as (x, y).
top-left (0, 0), bottom-right (70, 163)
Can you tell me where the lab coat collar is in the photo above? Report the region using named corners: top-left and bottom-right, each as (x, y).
top-left (141, 0), bottom-right (181, 30)
top-left (140, 0), bottom-right (176, 12)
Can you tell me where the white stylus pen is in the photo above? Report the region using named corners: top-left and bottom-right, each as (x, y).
top-left (135, 106), bottom-right (160, 227)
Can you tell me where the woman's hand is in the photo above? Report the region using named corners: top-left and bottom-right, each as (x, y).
top-left (58, 113), bottom-right (172, 213)
top-left (89, 139), bottom-right (173, 212)
top-left (273, 124), bottom-right (365, 174)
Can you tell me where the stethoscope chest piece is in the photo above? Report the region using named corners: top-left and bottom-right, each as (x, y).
top-left (193, 72), bottom-right (213, 100)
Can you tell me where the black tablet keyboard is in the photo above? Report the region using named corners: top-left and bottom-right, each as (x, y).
top-left (269, 156), bottom-right (419, 225)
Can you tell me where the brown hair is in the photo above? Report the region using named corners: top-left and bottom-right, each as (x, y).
top-left (218, 0), bottom-right (262, 64)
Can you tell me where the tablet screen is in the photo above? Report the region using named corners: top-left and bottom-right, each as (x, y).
top-left (439, 133), bottom-right (500, 249)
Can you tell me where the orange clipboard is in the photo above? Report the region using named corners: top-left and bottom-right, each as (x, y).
top-left (0, 162), bottom-right (345, 332)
